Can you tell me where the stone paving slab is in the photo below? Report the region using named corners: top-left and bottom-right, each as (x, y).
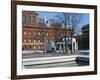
top-left (22, 52), bottom-right (76, 58)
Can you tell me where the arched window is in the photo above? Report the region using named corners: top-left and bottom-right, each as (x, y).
top-left (31, 16), bottom-right (35, 24)
top-left (26, 16), bottom-right (31, 24)
top-left (22, 15), bottom-right (26, 24)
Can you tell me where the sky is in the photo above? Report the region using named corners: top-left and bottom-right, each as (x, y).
top-left (37, 11), bottom-right (89, 30)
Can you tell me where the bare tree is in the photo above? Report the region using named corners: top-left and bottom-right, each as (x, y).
top-left (56, 13), bottom-right (83, 53)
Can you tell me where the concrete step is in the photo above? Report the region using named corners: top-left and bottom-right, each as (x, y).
top-left (24, 61), bottom-right (79, 69)
top-left (23, 55), bottom-right (78, 66)
top-left (22, 55), bottom-right (89, 68)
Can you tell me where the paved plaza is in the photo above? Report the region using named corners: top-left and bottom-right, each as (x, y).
top-left (23, 52), bottom-right (76, 58)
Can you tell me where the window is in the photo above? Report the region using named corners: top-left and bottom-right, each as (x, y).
top-left (34, 32), bottom-right (36, 35)
top-left (34, 40), bottom-right (36, 43)
top-left (24, 39), bottom-right (26, 43)
top-left (26, 16), bottom-right (31, 23)
top-left (34, 46), bottom-right (36, 49)
top-left (31, 16), bottom-right (35, 24)
top-left (38, 32), bottom-right (40, 35)
top-left (38, 46), bottom-right (40, 49)
top-left (38, 40), bottom-right (40, 42)
top-left (24, 31), bottom-right (26, 35)
top-left (29, 31), bottom-right (31, 35)
top-left (22, 15), bottom-right (26, 24)
top-left (29, 39), bottom-right (31, 43)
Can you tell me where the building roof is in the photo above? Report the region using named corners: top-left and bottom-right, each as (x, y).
top-left (22, 11), bottom-right (39, 15)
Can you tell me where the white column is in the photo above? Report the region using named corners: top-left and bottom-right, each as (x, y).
top-left (60, 44), bottom-right (62, 52)
top-left (74, 40), bottom-right (77, 53)
top-left (74, 39), bottom-right (78, 53)
top-left (72, 38), bottom-right (74, 53)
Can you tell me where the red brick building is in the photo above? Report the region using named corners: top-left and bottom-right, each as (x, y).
top-left (22, 11), bottom-right (73, 51)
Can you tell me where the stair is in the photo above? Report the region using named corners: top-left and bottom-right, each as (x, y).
top-left (22, 55), bottom-right (79, 69)
top-left (22, 55), bottom-right (89, 69)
